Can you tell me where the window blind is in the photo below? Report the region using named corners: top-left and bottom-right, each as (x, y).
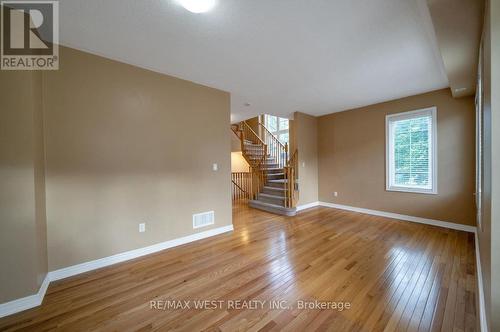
top-left (392, 115), bottom-right (431, 188)
top-left (386, 107), bottom-right (436, 194)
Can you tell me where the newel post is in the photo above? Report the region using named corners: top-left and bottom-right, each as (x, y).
top-left (284, 143), bottom-right (289, 167)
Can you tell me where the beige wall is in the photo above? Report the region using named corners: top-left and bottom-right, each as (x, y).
top-left (43, 47), bottom-right (232, 270)
top-left (479, 0), bottom-right (500, 330)
top-left (245, 116), bottom-right (260, 135)
top-left (293, 112), bottom-right (319, 205)
top-left (231, 130), bottom-right (241, 152)
top-left (33, 72), bottom-right (48, 286)
top-left (231, 152), bottom-right (250, 172)
top-left (318, 89), bottom-right (476, 226)
top-left (478, 2), bottom-right (492, 329)
top-left (0, 70), bottom-right (48, 303)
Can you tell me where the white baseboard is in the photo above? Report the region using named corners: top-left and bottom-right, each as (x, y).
top-left (318, 202), bottom-right (476, 233)
top-left (475, 232), bottom-right (488, 332)
top-left (0, 224), bottom-right (233, 318)
top-left (49, 224), bottom-right (234, 281)
top-left (296, 201), bottom-right (320, 211)
top-left (0, 275), bottom-right (50, 318)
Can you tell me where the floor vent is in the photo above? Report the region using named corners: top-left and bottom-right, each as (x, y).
top-left (193, 211), bottom-right (215, 229)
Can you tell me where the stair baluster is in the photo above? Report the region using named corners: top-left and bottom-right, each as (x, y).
top-left (231, 120), bottom-right (299, 215)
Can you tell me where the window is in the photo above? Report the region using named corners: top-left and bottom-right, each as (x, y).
top-left (264, 114), bottom-right (289, 144)
top-left (386, 107), bottom-right (437, 194)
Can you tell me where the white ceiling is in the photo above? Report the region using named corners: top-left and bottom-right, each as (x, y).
top-left (59, 0), bottom-right (449, 121)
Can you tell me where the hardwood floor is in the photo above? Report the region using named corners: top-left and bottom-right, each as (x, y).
top-left (0, 203), bottom-right (477, 331)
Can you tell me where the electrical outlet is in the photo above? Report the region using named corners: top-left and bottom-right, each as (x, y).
top-left (302, 162), bottom-right (305, 168)
top-left (139, 223), bottom-right (146, 233)
top-left (333, 192), bottom-right (338, 197)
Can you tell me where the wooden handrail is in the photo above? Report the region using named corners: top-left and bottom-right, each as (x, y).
top-left (241, 121), bottom-right (265, 145)
top-left (258, 122), bottom-right (288, 168)
top-left (231, 123), bottom-right (266, 170)
top-left (232, 122), bottom-right (267, 199)
top-left (258, 123), bottom-right (286, 149)
top-left (231, 172), bottom-right (253, 200)
top-left (238, 121), bottom-right (268, 170)
top-left (231, 179), bottom-right (246, 193)
top-left (230, 124), bottom-right (241, 139)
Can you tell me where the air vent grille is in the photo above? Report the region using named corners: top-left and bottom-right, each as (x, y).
top-left (193, 211), bottom-right (215, 229)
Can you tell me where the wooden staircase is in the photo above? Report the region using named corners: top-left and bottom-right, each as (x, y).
top-left (231, 121), bottom-right (298, 216)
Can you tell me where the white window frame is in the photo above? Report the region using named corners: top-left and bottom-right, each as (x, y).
top-left (264, 114), bottom-right (289, 144)
top-left (385, 107), bottom-right (438, 195)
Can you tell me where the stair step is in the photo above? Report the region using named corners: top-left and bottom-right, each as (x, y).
top-left (262, 187), bottom-right (286, 196)
top-left (248, 156), bottom-right (278, 165)
top-left (266, 179), bottom-right (292, 189)
top-left (248, 156), bottom-right (273, 160)
top-left (248, 200), bottom-right (296, 217)
top-left (261, 167), bottom-right (282, 171)
top-left (266, 172), bottom-right (284, 177)
top-left (244, 142), bottom-right (261, 147)
top-left (266, 174), bottom-right (285, 181)
top-left (268, 179), bottom-right (289, 183)
top-left (249, 152), bottom-right (270, 155)
top-left (245, 151), bottom-right (265, 155)
top-left (245, 151), bottom-right (264, 155)
top-left (263, 186), bottom-right (286, 192)
top-left (258, 193), bottom-right (285, 204)
top-left (247, 157), bottom-right (265, 161)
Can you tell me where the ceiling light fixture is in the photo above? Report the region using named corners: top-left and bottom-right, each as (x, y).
top-left (176, 0), bottom-right (217, 13)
